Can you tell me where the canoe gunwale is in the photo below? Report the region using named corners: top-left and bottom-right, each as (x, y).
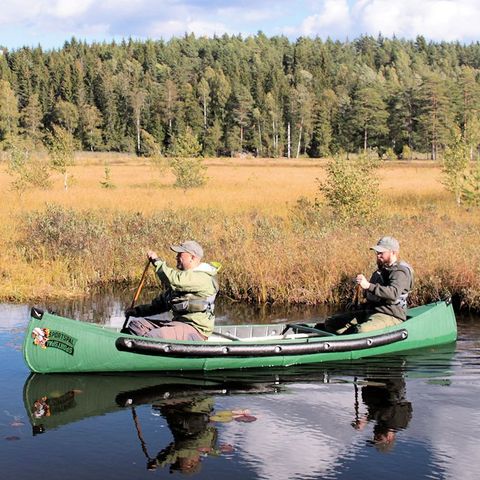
top-left (115, 329), bottom-right (409, 358)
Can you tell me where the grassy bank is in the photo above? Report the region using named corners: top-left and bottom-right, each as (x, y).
top-left (1, 154), bottom-right (479, 311)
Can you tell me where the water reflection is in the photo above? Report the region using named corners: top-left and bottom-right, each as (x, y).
top-left (24, 373), bottom-right (279, 433)
top-left (352, 376), bottom-right (412, 452)
top-left (5, 296), bottom-right (479, 479)
top-left (22, 347), bottom-right (458, 477)
top-left (143, 397), bottom-right (217, 474)
top-left (23, 372), bottom-right (281, 474)
top-left (37, 287), bottom-right (334, 327)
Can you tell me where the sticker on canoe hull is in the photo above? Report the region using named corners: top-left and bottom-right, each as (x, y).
top-left (32, 328), bottom-right (77, 355)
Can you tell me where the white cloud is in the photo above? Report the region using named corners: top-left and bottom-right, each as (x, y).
top-left (1, 0), bottom-right (480, 50)
top-left (46, 0), bottom-right (96, 19)
top-left (284, 0), bottom-right (480, 42)
top-left (286, 0), bottom-right (351, 37)
top-left (148, 18), bottom-right (229, 38)
top-left (354, 0), bottom-right (480, 41)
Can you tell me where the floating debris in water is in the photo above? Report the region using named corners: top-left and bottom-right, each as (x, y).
top-left (210, 408), bottom-right (257, 423)
top-left (10, 420), bottom-right (25, 428)
top-left (218, 443), bottom-right (234, 453)
top-left (234, 415), bottom-right (257, 422)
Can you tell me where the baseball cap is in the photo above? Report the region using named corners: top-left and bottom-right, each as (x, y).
top-left (370, 236), bottom-right (400, 253)
top-left (170, 240), bottom-right (204, 259)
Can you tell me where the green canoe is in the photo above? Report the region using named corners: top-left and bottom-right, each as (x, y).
top-left (23, 300), bottom-right (457, 373)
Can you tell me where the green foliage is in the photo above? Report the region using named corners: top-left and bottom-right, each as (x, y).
top-left (460, 161), bottom-right (480, 207)
top-left (318, 152), bottom-right (381, 221)
top-left (78, 104), bottom-right (103, 151)
top-left (23, 204), bottom-right (107, 260)
top-left (0, 79), bottom-right (19, 143)
top-left (169, 128), bottom-right (206, 190)
top-left (169, 128), bottom-right (202, 157)
top-left (139, 129), bottom-right (160, 157)
top-left (99, 164), bottom-right (115, 189)
top-left (5, 136), bottom-right (51, 192)
top-left (401, 144), bottom-right (412, 160)
top-left (442, 132), bottom-right (470, 205)
top-left (5, 35), bottom-right (480, 158)
top-left (170, 157), bottom-right (207, 190)
top-left (20, 93), bottom-right (43, 145)
top-left (53, 100), bottom-right (79, 133)
top-left (384, 147), bottom-right (396, 160)
top-left (44, 124), bottom-right (76, 190)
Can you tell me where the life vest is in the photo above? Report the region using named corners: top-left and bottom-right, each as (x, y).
top-left (393, 261), bottom-right (414, 310)
top-left (170, 275), bottom-right (220, 315)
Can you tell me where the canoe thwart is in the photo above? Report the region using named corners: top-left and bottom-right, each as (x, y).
top-left (281, 323), bottom-right (336, 338)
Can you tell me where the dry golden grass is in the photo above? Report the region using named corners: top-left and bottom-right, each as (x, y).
top-left (1, 153), bottom-right (479, 309)
top-left (0, 155), bottom-right (447, 215)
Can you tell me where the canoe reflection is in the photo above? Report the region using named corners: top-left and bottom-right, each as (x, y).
top-left (23, 348), bottom-right (453, 473)
top-left (23, 373), bottom-right (278, 472)
top-left (24, 372), bottom-right (278, 432)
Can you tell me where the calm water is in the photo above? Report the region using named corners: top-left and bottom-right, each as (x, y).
top-left (1, 293), bottom-right (480, 480)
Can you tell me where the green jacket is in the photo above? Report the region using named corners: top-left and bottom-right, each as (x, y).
top-left (132, 261), bottom-right (220, 337)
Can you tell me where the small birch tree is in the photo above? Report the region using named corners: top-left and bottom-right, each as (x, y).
top-left (45, 124), bottom-right (76, 190)
top-left (169, 128), bottom-right (206, 190)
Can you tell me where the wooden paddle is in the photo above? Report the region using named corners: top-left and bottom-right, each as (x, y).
top-left (131, 406), bottom-right (153, 463)
top-left (346, 283), bottom-right (366, 311)
top-left (122, 259), bottom-right (151, 331)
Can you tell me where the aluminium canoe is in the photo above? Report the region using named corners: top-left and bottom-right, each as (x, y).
top-left (23, 300), bottom-right (457, 373)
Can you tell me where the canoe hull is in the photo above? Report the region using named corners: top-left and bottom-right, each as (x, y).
top-left (23, 301), bottom-right (457, 373)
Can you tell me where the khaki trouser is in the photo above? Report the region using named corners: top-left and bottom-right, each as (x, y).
top-left (325, 311), bottom-right (402, 334)
top-left (357, 313), bottom-right (403, 333)
top-left (127, 319), bottom-right (206, 340)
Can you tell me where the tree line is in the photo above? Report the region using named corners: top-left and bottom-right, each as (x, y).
top-left (2, 33), bottom-right (480, 159)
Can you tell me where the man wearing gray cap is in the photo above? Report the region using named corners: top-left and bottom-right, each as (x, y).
top-left (124, 240), bottom-right (220, 340)
top-left (325, 236), bottom-right (414, 334)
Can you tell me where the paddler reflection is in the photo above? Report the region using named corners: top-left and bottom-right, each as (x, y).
top-left (146, 396), bottom-right (218, 474)
top-left (352, 376), bottom-right (412, 452)
top-left (130, 394), bottom-right (255, 474)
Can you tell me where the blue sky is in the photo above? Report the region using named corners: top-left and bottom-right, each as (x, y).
top-left (1, 0), bottom-right (479, 51)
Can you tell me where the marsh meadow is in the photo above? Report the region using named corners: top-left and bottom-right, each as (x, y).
top-left (1, 154), bottom-right (479, 310)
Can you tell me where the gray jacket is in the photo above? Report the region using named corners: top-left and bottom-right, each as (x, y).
top-left (365, 261), bottom-right (414, 321)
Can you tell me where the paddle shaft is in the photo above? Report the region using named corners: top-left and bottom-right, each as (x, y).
top-left (130, 259), bottom-right (151, 309)
top-left (122, 259), bottom-right (151, 330)
top-left (131, 406), bottom-right (152, 461)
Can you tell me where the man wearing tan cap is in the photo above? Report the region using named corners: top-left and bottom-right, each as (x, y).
top-left (325, 236), bottom-right (414, 334)
top-left (125, 240), bottom-right (220, 340)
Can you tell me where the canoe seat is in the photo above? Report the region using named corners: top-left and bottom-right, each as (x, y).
top-left (209, 324), bottom-right (314, 342)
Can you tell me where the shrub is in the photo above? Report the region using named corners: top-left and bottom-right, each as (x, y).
top-left (318, 152), bottom-right (381, 222)
top-left (44, 124), bottom-right (76, 190)
top-left (460, 161), bottom-right (480, 207)
top-left (6, 137), bottom-right (51, 192)
top-left (169, 128), bottom-right (206, 190)
top-left (442, 131), bottom-right (469, 205)
top-left (401, 144), bottom-right (412, 160)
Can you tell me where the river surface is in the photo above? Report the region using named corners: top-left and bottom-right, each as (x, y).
top-left (1, 292), bottom-right (479, 480)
